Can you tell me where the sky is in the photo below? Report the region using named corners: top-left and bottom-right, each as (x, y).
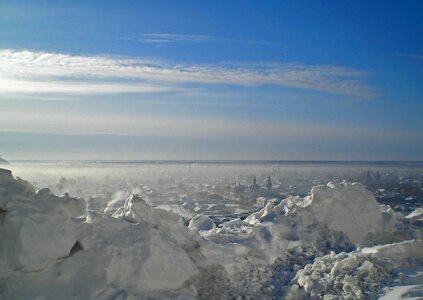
top-left (0, 0), bottom-right (423, 160)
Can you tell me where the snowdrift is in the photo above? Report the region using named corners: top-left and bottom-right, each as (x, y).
top-left (0, 168), bottom-right (87, 272)
top-left (0, 169), bottom-right (201, 299)
top-left (0, 169), bottom-right (422, 299)
top-left (201, 182), bottom-right (397, 266)
top-left (407, 207), bottom-right (423, 223)
top-left (244, 182), bottom-right (394, 244)
top-left (287, 240), bottom-right (423, 299)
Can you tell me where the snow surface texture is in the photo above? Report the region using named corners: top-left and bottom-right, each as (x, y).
top-left (188, 214), bottom-right (216, 232)
top-left (286, 240), bottom-right (423, 299)
top-left (407, 208), bottom-right (423, 223)
top-left (0, 169), bottom-right (422, 299)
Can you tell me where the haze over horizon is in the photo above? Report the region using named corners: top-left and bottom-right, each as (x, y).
top-left (1, 0), bottom-right (423, 160)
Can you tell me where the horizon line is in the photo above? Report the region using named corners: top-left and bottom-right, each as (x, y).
top-left (5, 159), bottom-right (423, 164)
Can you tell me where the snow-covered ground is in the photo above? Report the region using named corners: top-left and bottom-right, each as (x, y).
top-left (380, 270), bottom-right (423, 300)
top-left (1, 167), bottom-right (422, 299)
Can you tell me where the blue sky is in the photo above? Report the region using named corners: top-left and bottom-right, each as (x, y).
top-left (0, 0), bottom-right (422, 160)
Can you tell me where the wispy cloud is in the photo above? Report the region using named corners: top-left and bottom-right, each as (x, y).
top-left (119, 33), bottom-right (274, 45)
top-left (387, 51), bottom-right (423, 61)
top-left (0, 49), bottom-right (377, 98)
top-left (142, 33), bottom-right (212, 43)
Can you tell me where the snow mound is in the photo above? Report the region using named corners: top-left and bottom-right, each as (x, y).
top-left (110, 194), bottom-right (196, 245)
top-left (0, 168), bottom-right (12, 184)
top-left (103, 193), bottom-right (127, 215)
top-left (406, 208), bottom-right (423, 222)
top-left (244, 201), bottom-right (280, 225)
top-left (201, 182), bottom-right (386, 266)
top-left (0, 169), bottom-right (86, 272)
top-left (93, 210), bottom-right (199, 294)
top-left (288, 240), bottom-right (423, 299)
top-left (283, 181), bottom-right (391, 244)
top-left (362, 239), bottom-right (423, 261)
top-left (0, 171), bottom-right (202, 298)
top-left (188, 214), bottom-right (216, 232)
top-left (0, 168), bottom-right (34, 201)
top-left (233, 182), bottom-right (392, 251)
top-left (203, 182), bottom-right (385, 264)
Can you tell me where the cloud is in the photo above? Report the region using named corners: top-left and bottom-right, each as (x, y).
top-left (0, 49), bottom-right (377, 98)
top-left (120, 33), bottom-right (274, 45)
top-left (141, 33), bottom-right (212, 43)
top-left (0, 78), bottom-right (181, 95)
top-left (388, 52), bottom-right (423, 61)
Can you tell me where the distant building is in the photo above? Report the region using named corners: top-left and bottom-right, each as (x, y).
top-left (226, 175), bottom-right (280, 204)
top-left (248, 176), bottom-right (260, 201)
top-left (365, 170), bottom-right (373, 183)
top-left (266, 175), bottom-right (272, 191)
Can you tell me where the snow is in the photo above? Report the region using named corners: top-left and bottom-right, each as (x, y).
top-left (289, 181), bottom-right (390, 244)
top-left (0, 169), bottom-right (86, 272)
top-left (0, 169), bottom-right (201, 298)
top-left (188, 214), bottom-right (216, 231)
top-left (287, 240), bottom-right (423, 299)
top-left (1, 169), bottom-right (422, 299)
top-left (406, 208), bottom-right (423, 222)
top-left (380, 270), bottom-right (423, 300)
top-left (202, 182), bottom-right (391, 265)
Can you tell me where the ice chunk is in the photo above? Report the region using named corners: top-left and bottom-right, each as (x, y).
top-left (406, 208), bottom-right (423, 222)
top-left (106, 231), bottom-right (198, 293)
top-left (290, 240), bottom-right (423, 299)
top-left (284, 182), bottom-right (389, 244)
top-left (0, 171), bottom-right (200, 298)
top-left (0, 172), bottom-right (86, 272)
top-left (188, 214), bottom-right (216, 231)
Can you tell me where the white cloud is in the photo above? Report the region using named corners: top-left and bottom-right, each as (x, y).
top-left (0, 78), bottom-right (180, 95)
top-left (122, 33), bottom-right (274, 45)
top-left (0, 49), bottom-right (377, 98)
top-left (142, 33), bottom-right (211, 42)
